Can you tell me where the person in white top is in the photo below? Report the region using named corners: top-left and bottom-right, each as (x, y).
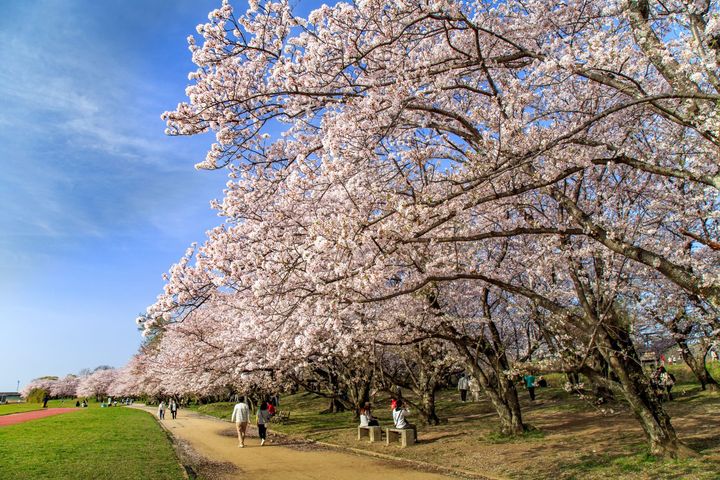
top-left (157, 401), bottom-right (166, 420)
top-left (392, 399), bottom-right (411, 429)
top-left (457, 373), bottom-right (469, 402)
top-left (359, 402), bottom-right (379, 427)
top-left (231, 397), bottom-right (251, 447)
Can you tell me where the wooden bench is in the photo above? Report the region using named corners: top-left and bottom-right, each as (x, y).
top-left (357, 425), bottom-right (382, 442)
top-left (385, 427), bottom-right (416, 447)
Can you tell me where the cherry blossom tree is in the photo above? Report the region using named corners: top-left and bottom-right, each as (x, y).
top-left (146, 0), bottom-right (720, 458)
top-left (76, 368), bottom-right (118, 402)
top-left (50, 375), bottom-right (80, 399)
top-left (21, 377), bottom-right (58, 400)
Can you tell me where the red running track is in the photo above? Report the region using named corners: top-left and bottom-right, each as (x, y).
top-left (0, 408), bottom-right (80, 427)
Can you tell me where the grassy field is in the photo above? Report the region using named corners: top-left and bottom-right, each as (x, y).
top-left (0, 398), bottom-right (94, 416)
top-left (192, 365), bottom-right (720, 480)
top-left (0, 406), bottom-right (184, 479)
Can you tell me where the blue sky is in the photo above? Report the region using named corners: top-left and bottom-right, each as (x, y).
top-left (0, 0), bottom-right (325, 391)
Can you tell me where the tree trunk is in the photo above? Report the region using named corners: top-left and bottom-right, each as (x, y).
top-left (595, 324), bottom-right (693, 458)
top-left (343, 372), bottom-right (372, 419)
top-left (675, 335), bottom-right (719, 391)
top-left (418, 388), bottom-right (440, 426)
top-left (579, 362), bottom-right (616, 403)
top-left (320, 396), bottom-right (346, 414)
top-left (459, 344), bottom-right (525, 435)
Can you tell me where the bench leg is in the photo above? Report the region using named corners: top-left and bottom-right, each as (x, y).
top-left (385, 429), bottom-right (396, 445)
top-left (401, 429), bottom-right (416, 447)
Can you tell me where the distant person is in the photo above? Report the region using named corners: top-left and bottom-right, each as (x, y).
top-left (524, 373), bottom-right (536, 401)
top-left (458, 373), bottom-right (469, 402)
top-left (75, 400), bottom-right (80, 407)
top-left (663, 369), bottom-right (676, 401)
top-left (538, 376), bottom-right (548, 388)
top-left (257, 401), bottom-right (272, 446)
top-left (42, 394), bottom-right (49, 408)
top-left (363, 402), bottom-right (379, 426)
top-left (82, 399), bottom-right (88, 408)
top-left (359, 404), bottom-right (379, 427)
top-left (169, 399), bottom-right (178, 419)
top-left (655, 366), bottom-right (676, 401)
top-left (158, 401), bottom-right (166, 420)
top-left (267, 401), bottom-right (276, 417)
top-left (359, 406), bottom-right (370, 427)
top-left (231, 397), bottom-right (251, 448)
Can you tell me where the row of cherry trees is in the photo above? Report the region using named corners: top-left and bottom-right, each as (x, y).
top-left (21, 367), bottom-right (122, 402)
top-left (128, 0), bottom-right (718, 458)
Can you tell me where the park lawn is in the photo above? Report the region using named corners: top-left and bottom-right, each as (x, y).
top-left (194, 381), bottom-right (720, 480)
top-left (0, 406), bottom-right (184, 480)
top-left (0, 403), bottom-right (45, 415)
top-left (0, 399), bottom-right (100, 416)
top-left (189, 401), bottom-right (235, 421)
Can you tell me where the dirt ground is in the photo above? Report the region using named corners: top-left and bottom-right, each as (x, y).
top-left (134, 406), bottom-right (462, 480)
top-left (0, 408), bottom-right (79, 427)
top-left (288, 387), bottom-right (720, 480)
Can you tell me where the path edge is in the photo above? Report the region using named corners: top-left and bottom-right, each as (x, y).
top-left (309, 438), bottom-right (502, 480)
top-left (134, 407), bottom-right (192, 480)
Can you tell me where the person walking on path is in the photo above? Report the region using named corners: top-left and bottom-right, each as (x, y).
top-left (170, 399), bottom-right (178, 419)
top-left (231, 397), bottom-right (252, 448)
top-left (524, 373), bottom-right (536, 401)
top-left (257, 401), bottom-right (272, 446)
top-left (457, 373), bottom-right (469, 402)
top-left (158, 400), bottom-right (166, 420)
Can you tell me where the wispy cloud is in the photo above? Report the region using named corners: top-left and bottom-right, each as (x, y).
top-left (0, 0), bottom-right (223, 271)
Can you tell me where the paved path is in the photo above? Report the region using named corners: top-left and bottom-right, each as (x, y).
top-left (134, 406), bottom-right (452, 480)
top-left (0, 408), bottom-right (80, 427)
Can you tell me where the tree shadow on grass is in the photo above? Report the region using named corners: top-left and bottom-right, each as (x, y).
top-left (417, 432), bottom-right (465, 444)
top-left (683, 433), bottom-right (720, 453)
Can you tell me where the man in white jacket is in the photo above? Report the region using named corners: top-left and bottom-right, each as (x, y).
top-left (231, 397), bottom-right (251, 447)
top-left (457, 373), bottom-right (469, 402)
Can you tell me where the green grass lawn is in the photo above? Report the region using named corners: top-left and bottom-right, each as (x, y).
top-left (0, 403), bottom-right (45, 416)
top-left (0, 406), bottom-right (184, 479)
top-left (0, 398), bottom-right (98, 416)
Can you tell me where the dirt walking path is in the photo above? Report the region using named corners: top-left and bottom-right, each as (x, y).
top-left (133, 406), bottom-right (454, 480)
top-left (0, 408), bottom-right (80, 427)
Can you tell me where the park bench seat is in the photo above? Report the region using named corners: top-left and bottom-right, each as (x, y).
top-left (385, 427), bottom-right (415, 447)
top-left (357, 425), bottom-right (382, 442)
